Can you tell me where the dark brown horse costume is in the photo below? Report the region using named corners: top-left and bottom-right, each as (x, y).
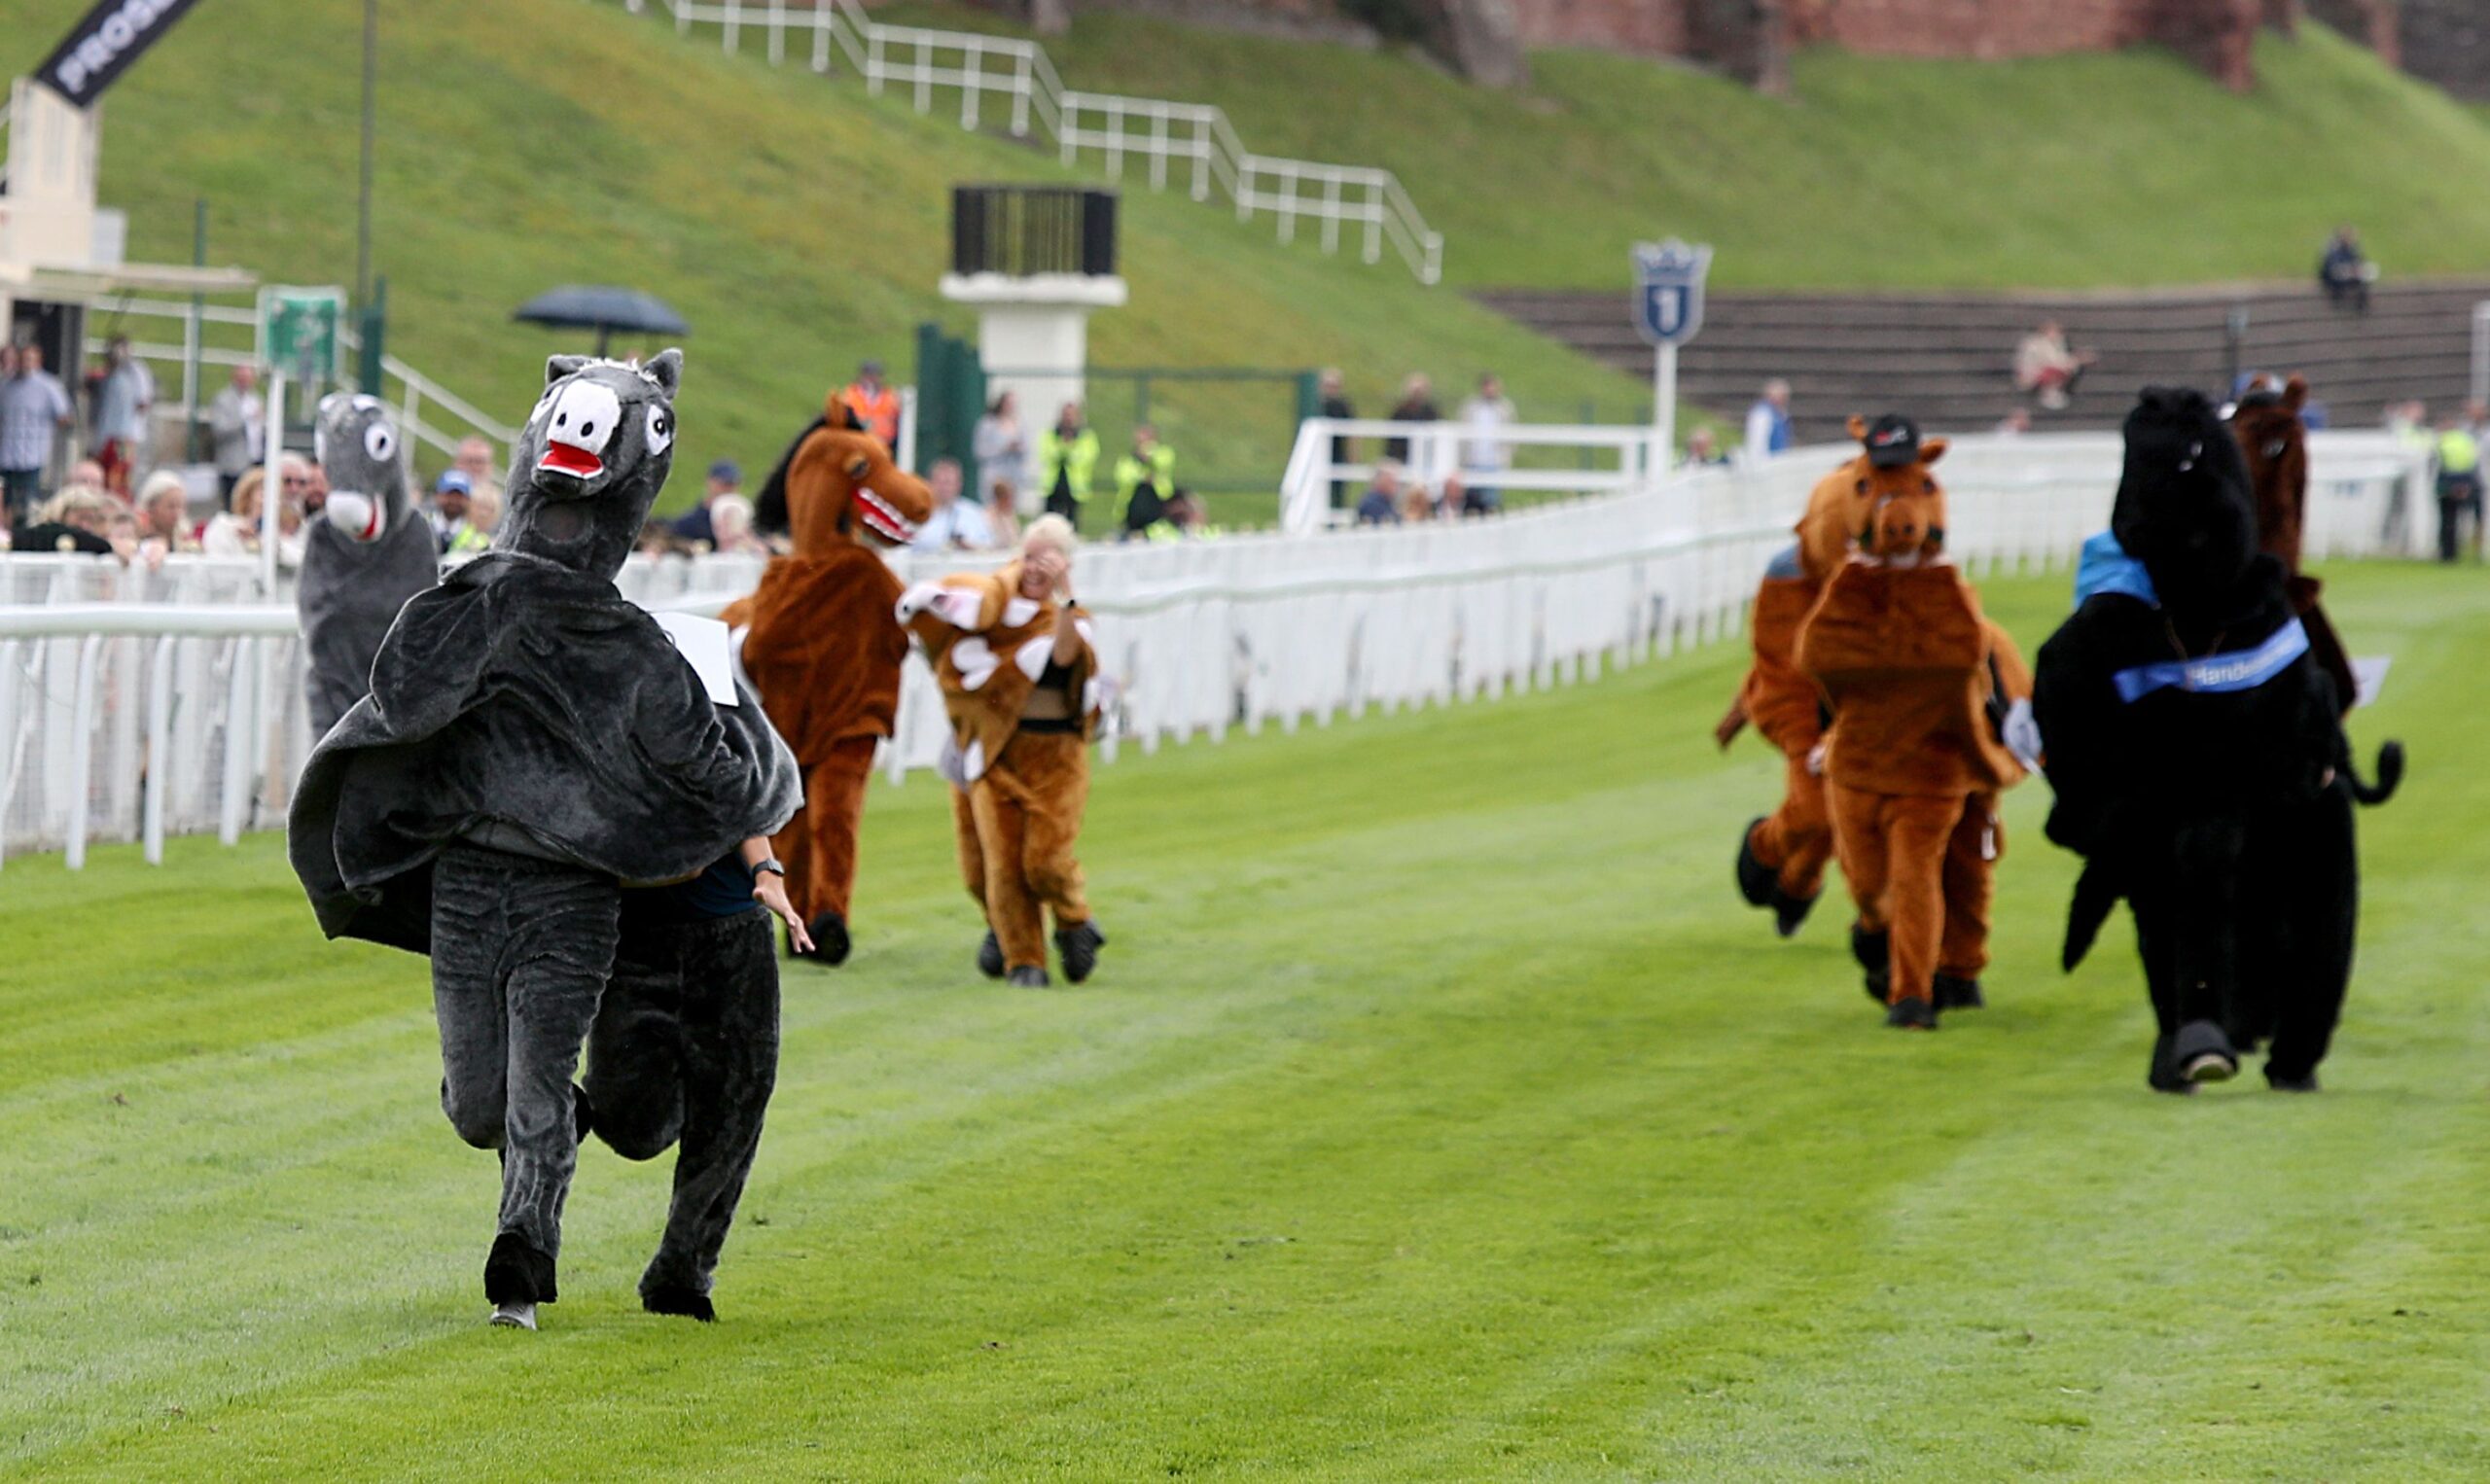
top-left (720, 402), bottom-right (932, 964)
top-left (2035, 387), bottom-right (2400, 1093)
top-left (2230, 374), bottom-right (2359, 709)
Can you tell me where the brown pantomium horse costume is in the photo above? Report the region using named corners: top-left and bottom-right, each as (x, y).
top-left (2230, 374), bottom-right (2359, 709)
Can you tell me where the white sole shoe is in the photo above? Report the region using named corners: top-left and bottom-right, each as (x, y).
top-left (2184, 1053), bottom-right (2238, 1084)
top-left (489, 1301), bottom-right (539, 1330)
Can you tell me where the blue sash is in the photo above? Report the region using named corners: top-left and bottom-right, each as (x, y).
top-left (2113, 618), bottom-right (2308, 704)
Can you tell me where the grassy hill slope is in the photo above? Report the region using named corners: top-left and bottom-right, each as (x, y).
top-left (1, 564), bottom-right (2481, 1479)
top-left (0, 0), bottom-right (1645, 513)
top-left (906, 5), bottom-right (2490, 293)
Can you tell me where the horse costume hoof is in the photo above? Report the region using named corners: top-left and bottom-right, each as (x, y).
top-left (1933, 973), bottom-right (1984, 1010)
top-left (489, 1301), bottom-right (539, 1330)
top-left (1734, 820), bottom-right (1774, 907)
top-left (977, 931), bottom-right (1005, 979)
top-left (1884, 998), bottom-right (1938, 1031)
top-left (483, 1230), bottom-right (557, 1307)
top-left (1008, 966), bottom-right (1051, 989)
top-left (642, 1284), bottom-right (718, 1323)
top-left (1768, 885), bottom-right (1816, 938)
top-left (803, 910), bottom-right (851, 967)
top-left (2176, 1020), bottom-right (2239, 1083)
top-left (2266, 1069), bottom-right (2321, 1093)
top-left (1055, 921), bottom-right (1105, 983)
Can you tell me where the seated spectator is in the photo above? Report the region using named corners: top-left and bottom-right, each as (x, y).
top-left (1400, 477), bottom-right (1437, 525)
top-left (670, 458), bottom-right (742, 544)
top-left (709, 493), bottom-right (769, 556)
top-left (1682, 426), bottom-right (1731, 468)
top-left (68, 457), bottom-right (107, 492)
top-left (135, 470), bottom-right (197, 551)
top-left (202, 467), bottom-right (306, 568)
top-left (10, 484), bottom-right (118, 556)
top-left (912, 457), bottom-right (996, 551)
top-left (2319, 228), bottom-right (2374, 313)
top-left (1356, 463), bottom-right (1405, 526)
top-left (1439, 471), bottom-right (1496, 519)
top-left (281, 454), bottom-right (323, 521)
top-left (2013, 321), bottom-right (2096, 410)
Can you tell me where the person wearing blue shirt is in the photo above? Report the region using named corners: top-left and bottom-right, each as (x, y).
top-left (1743, 379), bottom-right (1793, 464)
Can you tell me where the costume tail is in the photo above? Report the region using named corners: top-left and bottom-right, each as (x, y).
top-left (2062, 860), bottom-right (2120, 972)
top-left (2343, 739), bottom-right (2404, 806)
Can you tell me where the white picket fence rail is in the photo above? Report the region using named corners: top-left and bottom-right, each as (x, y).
top-left (609, 0), bottom-right (1445, 283)
top-left (0, 430), bottom-right (2433, 865)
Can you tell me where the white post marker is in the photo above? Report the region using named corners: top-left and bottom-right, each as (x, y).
top-left (260, 368), bottom-right (285, 598)
top-left (1632, 239), bottom-right (1711, 478)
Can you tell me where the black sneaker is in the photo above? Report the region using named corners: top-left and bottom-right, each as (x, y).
top-left (976, 931), bottom-right (1005, 979)
top-left (1055, 921), bottom-right (1106, 984)
top-left (1008, 966), bottom-right (1050, 989)
top-left (2175, 1019), bottom-right (2239, 1084)
top-left (1884, 997), bottom-right (1938, 1031)
top-left (2265, 1068), bottom-right (2321, 1094)
top-left (1933, 973), bottom-right (1984, 1010)
top-left (1851, 923), bottom-right (1891, 1005)
top-left (1734, 819), bottom-right (1774, 907)
top-left (1768, 885), bottom-right (1817, 938)
top-left (803, 910), bottom-right (851, 967)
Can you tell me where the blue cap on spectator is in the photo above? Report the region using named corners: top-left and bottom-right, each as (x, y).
top-left (709, 458), bottom-right (741, 484)
top-left (435, 470), bottom-right (473, 496)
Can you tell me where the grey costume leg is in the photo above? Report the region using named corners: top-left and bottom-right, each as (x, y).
top-left (586, 908), bottom-right (780, 1309)
top-left (431, 845), bottom-right (620, 1297)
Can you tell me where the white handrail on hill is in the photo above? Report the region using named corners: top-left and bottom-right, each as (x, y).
top-left (81, 297), bottom-right (519, 472)
top-left (0, 430), bottom-right (2432, 865)
top-left (607, 0), bottom-right (1445, 284)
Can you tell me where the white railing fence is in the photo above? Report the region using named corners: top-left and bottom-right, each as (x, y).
top-left (609, 0), bottom-right (1444, 284)
top-left (0, 430), bottom-right (2434, 864)
top-left (82, 296), bottom-right (519, 475)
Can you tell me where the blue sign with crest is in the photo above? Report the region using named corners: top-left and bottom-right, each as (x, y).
top-left (1633, 239), bottom-right (1712, 347)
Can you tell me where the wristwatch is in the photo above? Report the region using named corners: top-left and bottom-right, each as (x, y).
top-left (749, 858), bottom-right (786, 880)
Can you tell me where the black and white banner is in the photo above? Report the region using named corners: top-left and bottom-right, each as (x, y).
top-left (34, 0), bottom-right (208, 110)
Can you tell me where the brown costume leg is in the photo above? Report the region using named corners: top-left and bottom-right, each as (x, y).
top-left (1939, 793), bottom-right (2002, 980)
top-left (1009, 733), bottom-right (1092, 931)
top-left (1882, 793), bottom-right (1967, 1007)
top-left (783, 737), bottom-right (877, 925)
top-left (1828, 782), bottom-right (1890, 936)
top-left (1750, 750), bottom-right (1832, 901)
top-left (971, 774), bottom-right (1047, 972)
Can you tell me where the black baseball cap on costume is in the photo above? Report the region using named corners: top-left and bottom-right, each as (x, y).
top-left (1866, 413), bottom-right (1921, 468)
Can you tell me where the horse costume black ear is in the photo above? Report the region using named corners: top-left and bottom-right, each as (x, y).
top-left (644, 348), bottom-right (684, 400)
top-left (547, 355), bottom-right (591, 385)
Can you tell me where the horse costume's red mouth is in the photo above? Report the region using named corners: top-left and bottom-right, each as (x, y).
top-left (538, 441), bottom-right (604, 479)
top-left (854, 486), bottom-right (917, 544)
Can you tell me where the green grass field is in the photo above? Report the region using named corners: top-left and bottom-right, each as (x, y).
top-left (3, 562), bottom-right (2484, 1480)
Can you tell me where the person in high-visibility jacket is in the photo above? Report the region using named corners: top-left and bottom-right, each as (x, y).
top-left (1038, 403), bottom-right (1100, 530)
top-left (838, 359), bottom-right (903, 451)
top-left (2435, 413), bottom-right (2484, 563)
top-left (1113, 424), bottom-right (1177, 538)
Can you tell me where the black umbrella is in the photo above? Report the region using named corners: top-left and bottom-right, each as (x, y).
top-left (513, 285), bottom-right (690, 357)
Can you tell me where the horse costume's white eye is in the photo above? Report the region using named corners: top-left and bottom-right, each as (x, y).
top-left (364, 423), bottom-right (397, 463)
top-left (645, 405), bottom-right (674, 456)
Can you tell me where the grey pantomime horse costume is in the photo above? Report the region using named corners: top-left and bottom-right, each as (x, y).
top-left (296, 394), bottom-right (440, 737)
top-left (288, 352), bottom-right (800, 1325)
